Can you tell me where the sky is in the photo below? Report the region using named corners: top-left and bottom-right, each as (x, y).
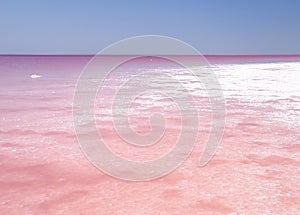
top-left (0, 0), bottom-right (300, 55)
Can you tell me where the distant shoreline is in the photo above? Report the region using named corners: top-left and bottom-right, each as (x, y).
top-left (1, 54), bottom-right (300, 65)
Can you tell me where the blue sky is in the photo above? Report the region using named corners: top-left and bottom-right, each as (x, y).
top-left (1, 0), bottom-right (300, 54)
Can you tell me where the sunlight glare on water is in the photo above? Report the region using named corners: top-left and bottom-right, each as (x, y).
top-left (0, 56), bottom-right (299, 214)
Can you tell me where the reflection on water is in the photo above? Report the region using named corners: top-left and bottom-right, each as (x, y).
top-left (0, 56), bottom-right (299, 214)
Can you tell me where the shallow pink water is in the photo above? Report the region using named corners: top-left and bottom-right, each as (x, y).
top-left (0, 55), bottom-right (300, 214)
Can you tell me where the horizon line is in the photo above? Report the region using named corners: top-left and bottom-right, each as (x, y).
top-left (1, 54), bottom-right (300, 57)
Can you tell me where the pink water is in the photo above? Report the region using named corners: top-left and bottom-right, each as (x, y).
top-left (0, 55), bottom-right (300, 214)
